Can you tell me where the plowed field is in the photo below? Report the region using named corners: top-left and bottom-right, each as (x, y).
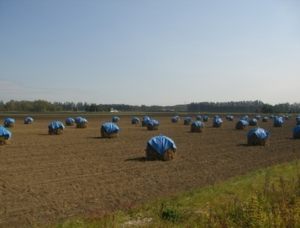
top-left (0, 114), bottom-right (299, 227)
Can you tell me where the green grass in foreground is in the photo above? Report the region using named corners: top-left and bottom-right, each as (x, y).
top-left (57, 160), bottom-right (300, 227)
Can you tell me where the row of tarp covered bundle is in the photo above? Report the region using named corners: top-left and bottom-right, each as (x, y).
top-left (142, 116), bottom-right (151, 126)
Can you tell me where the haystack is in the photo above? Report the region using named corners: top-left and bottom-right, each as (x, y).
top-left (131, 117), bottom-right (140, 125)
top-left (226, 115), bottom-right (234, 121)
top-left (296, 116), bottom-right (300, 125)
top-left (293, 125), bottom-right (300, 139)
top-left (191, 121), bottom-right (204, 132)
top-left (101, 122), bottom-right (119, 138)
top-left (196, 115), bottom-right (202, 121)
top-left (183, 117), bottom-right (192, 125)
top-left (273, 117), bottom-right (284, 127)
top-left (75, 117), bottom-right (88, 128)
top-left (24, 116), bottom-right (34, 124)
top-left (145, 135), bottom-right (176, 161)
top-left (48, 121), bottom-right (65, 135)
top-left (247, 128), bottom-right (269, 146)
top-left (0, 126), bottom-right (12, 145)
top-left (142, 116), bottom-right (151, 127)
top-left (213, 116), bottom-right (223, 128)
top-left (4, 118), bottom-right (15, 128)
top-left (236, 119), bottom-right (249, 130)
top-left (249, 118), bottom-right (258, 126)
top-left (112, 116), bottom-right (120, 123)
top-left (202, 115), bottom-right (209, 122)
top-left (171, 116), bottom-right (180, 123)
top-left (147, 119), bottom-right (159, 130)
top-left (65, 117), bottom-right (75, 126)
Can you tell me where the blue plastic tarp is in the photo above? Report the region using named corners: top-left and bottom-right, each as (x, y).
top-left (247, 128), bottom-right (269, 140)
top-left (112, 116), bottom-right (120, 122)
top-left (147, 135), bottom-right (176, 155)
top-left (203, 115), bottom-right (209, 121)
top-left (0, 126), bottom-right (12, 139)
top-left (196, 115), bottom-right (202, 120)
top-left (131, 117), bottom-right (140, 123)
top-left (101, 122), bottom-right (119, 134)
top-left (238, 119), bottom-right (249, 126)
top-left (274, 116), bottom-right (284, 126)
top-left (249, 118), bottom-right (257, 125)
top-left (213, 117), bottom-right (223, 124)
top-left (24, 117), bottom-right (34, 123)
top-left (48, 121), bottom-right (65, 130)
top-left (147, 119), bottom-right (159, 127)
top-left (66, 117), bottom-right (75, 124)
top-left (293, 125), bottom-right (300, 138)
top-left (4, 118), bottom-right (15, 124)
top-left (75, 117), bottom-right (87, 124)
top-left (191, 121), bottom-right (204, 128)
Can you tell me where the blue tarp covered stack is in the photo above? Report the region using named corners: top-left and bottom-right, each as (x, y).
top-left (191, 121), bottom-right (205, 132)
top-left (0, 126), bottom-right (12, 144)
top-left (131, 117), bottom-right (140, 125)
top-left (184, 117), bottom-right (192, 125)
top-left (249, 118), bottom-right (258, 126)
top-left (226, 115), bottom-right (234, 121)
top-left (213, 116), bottom-right (223, 128)
top-left (112, 116), bottom-right (120, 123)
top-left (75, 117), bottom-right (88, 128)
top-left (24, 116), bottom-right (34, 124)
top-left (48, 121), bottom-right (65, 135)
top-left (293, 125), bottom-right (300, 139)
top-left (171, 116), bottom-right (180, 123)
top-left (142, 116), bottom-right (151, 127)
top-left (146, 135), bottom-right (176, 161)
top-left (296, 116), bottom-right (300, 125)
top-left (247, 127), bottom-right (270, 146)
top-left (236, 119), bottom-right (249, 130)
top-left (65, 117), bottom-right (75, 126)
top-left (101, 122), bottom-right (120, 138)
top-left (202, 115), bottom-right (209, 122)
top-left (262, 116), bottom-right (269, 122)
top-left (273, 116), bottom-right (284, 127)
top-left (4, 118), bottom-right (15, 128)
top-left (196, 115), bottom-right (202, 121)
top-left (147, 119), bottom-right (159, 130)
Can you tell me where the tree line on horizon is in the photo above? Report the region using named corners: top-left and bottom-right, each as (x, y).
top-left (0, 100), bottom-right (299, 113)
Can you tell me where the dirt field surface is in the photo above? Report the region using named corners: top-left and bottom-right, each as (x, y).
top-left (0, 114), bottom-right (299, 227)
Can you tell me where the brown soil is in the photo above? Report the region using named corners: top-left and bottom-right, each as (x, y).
top-left (0, 114), bottom-right (299, 227)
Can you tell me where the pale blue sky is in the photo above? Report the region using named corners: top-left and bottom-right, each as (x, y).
top-left (0, 0), bottom-right (299, 105)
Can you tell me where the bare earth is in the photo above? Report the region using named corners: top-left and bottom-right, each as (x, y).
top-left (0, 114), bottom-right (299, 227)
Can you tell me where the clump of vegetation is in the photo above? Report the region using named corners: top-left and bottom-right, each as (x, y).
top-left (202, 174), bottom-right (300, 227)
